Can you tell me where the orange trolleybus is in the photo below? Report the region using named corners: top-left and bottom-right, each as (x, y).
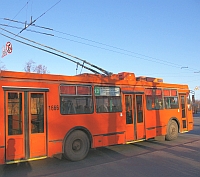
top-left (0, 70), bottom-right (193, 164)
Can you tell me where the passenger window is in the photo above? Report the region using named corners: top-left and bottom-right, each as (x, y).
top-left (96, 96), bottom-right (122, 113)
top-left (163, 89), bottom-right (179, 109)
top-left (145, 88), bottom-right (163, 110)
top-left (60, 85), bottom-right (93, 114)
top-left (94, 86), bottom-right (122, 113)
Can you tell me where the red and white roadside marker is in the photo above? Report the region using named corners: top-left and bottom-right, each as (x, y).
top-left (1, 42), bottom-right (12, 58)
top-left (6, 42), bottom-right (12, 54)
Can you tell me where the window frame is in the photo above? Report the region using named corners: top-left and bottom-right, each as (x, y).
top-left (60, 84), bottom-right (94, 115)
top-left (163, 89), bottom-right (179, 109)
top-left (145, 88), bottom-right (163, 110)
top-left (94, 86), bottom-right (122, 113)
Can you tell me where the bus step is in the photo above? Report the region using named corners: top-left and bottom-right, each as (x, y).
top-left (126, 139), bottom-right (145, 144)
top-left (6, 156), bottom-right (47, 164)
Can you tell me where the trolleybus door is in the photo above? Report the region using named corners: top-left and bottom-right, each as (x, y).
top-left (6, 92), bottom-right (24, 161)
top-left (5, 91), bottom-right (47, 162)
top-left (29, 92), bottom-right (46, 158)
top-left (179, 94), bottom-right (187, 131)
top-left (125, 94), bottom-right (145, 141)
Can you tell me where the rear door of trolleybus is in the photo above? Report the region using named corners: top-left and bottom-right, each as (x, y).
top-left (124, 93), bottom-right (145, 141)
top-left (4, 88), bottom-right (48, 163)
top-left (179, 93), bottom-right (192, 131)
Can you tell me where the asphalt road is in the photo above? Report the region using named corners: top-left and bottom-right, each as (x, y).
top-left (1, 116), bottom-right (200, 177)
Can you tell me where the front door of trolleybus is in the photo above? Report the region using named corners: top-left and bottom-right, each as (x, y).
top-left (124, 94), bottom-right (145, 141)
top-left (5, 90), bottom-right (47, 162)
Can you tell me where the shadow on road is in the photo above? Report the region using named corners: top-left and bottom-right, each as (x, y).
top-left (1, 161), bottom-right (32, 177)
top-left (1, 116), bottom-right (199, 177)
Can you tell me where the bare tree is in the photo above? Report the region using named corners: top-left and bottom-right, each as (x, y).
top-left (194, 99), bottom-right (200, 113)
top-left (24, 60), bottom-right (35, 72)
top-left (24, 60), bottom-right (49, 74)
top-left (33, 64), bottom-right (49, 74)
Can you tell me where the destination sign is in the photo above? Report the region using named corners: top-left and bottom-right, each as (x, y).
top-left (94, 86), bottom-right (120, 96)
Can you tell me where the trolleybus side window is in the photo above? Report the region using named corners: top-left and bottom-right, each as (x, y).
top-left (94, 86), bottom-right (122, 113)
top-left (187, 92), bottom-right (192, 111)
top-left (31, 93), bottom-right (44, 133)
top-left (145, 88), bottom-right (163, 110)
top-left (8, 92), bottom-right (23, 135)
top-left (163, 89), bottom-right (179, 109)
top-left (60, 85), bottom-right (93, 114)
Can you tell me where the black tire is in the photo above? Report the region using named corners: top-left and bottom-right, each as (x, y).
top-left (165, 120), bottom-right (178, 141)
top-left (64, 130), bottom-right (90, 161)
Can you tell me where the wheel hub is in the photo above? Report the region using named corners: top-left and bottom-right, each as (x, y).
top-left (171, 126), bottom-right (175, 134)
top-left (72, 140), bottom-right (82, 151)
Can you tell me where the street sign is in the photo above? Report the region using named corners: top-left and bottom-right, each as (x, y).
top-left (6, 42), bottom-right (12, 54)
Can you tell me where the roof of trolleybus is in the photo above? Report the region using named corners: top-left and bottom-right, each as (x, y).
top-left (0, 70), bottom-right (190, 91)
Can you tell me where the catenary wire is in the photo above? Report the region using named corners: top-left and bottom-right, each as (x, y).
top-left (1, 18), bottom-right (198, 71)
top-left (2, 18), bottom-right (182, 68)
top-left (0, 24), bottom-right (186, 69)
top-left (1, 19), bottom-right (199, 72)
top-left (0, 32), bottom-right (101, 75)
top-left (0, 24), bottom-right (54, 36)
top-left (0, 27), bottom-right (112, 75)
top-left (16, 0), bottom-right (61, 35)
top-left (0, 0), bottom-right (31, 33)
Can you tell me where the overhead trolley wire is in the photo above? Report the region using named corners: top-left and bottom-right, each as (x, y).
top-left (1, 27), bottom-right (199, 76)
top-left (3, 18), bottom-right (54, 31)
top-left (0, 27), bottom-right (112, 76)
top-left (0, 24), bottom-right (54, 36)
top-left (1, 19), bottom-right (199, 71)
top-left (1, 22), bottom-right (199, 72)
top-left (0, 31), bottom-right (101, 75)
top-left (16, 0), bottom-right (61, 35)
top-left (1, 18), bottom-right (197, 71)
top-left (53, 30), bottom-right (183, 67)
top-left (0, 0), bottom-right (31, 33)
top-left (1, 18), bottom-right (183, 68)
top-left (1, 1), bottom-right (198, 72)
top-left (0, 28), bottom-right (113, 75)
top-left (51, 32), bottom-right (200, 72)
top-left (2, 18), bottom-right (179, 68)
top-left (0, 22), bottom-right (183, 69)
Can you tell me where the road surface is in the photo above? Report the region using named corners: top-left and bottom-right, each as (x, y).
top-left (1, 116), bottom-right (200, 177)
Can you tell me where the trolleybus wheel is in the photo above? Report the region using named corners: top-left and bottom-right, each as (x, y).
top-left (64, 130), bottom-right (90, 161)
top-left (165, 120), bottom-right (178, 141)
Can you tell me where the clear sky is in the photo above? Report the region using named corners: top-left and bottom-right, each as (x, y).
top-left (1, 0), bottom-right (200, 99)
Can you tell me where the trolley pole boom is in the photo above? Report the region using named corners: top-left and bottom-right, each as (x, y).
top-left (0, 28), bottom-right (112, 76)
top-left (0, 32), bottom-right (101, 75)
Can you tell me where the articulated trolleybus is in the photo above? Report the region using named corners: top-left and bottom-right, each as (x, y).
top-left (0, 70), bottom-right (193, 164)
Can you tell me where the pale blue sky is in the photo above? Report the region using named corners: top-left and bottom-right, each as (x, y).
top-left (1, 0), bottom-right (200, 98)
